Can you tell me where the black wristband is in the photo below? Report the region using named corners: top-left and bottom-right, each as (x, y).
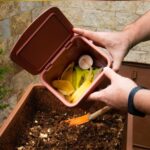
top-left (128, 86), bottom-right (145, 117)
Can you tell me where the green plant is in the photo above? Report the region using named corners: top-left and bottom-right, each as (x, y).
top-left (0, 67), bottom-right (10, 80)
top-left (0, 103), bottom-right (9, 110)
top-left (0, 85), bottom-right (9, 100)
top-left (0, 48), bottom-right (3, 55)
top-left (0, 86), bottom-right (9, 110)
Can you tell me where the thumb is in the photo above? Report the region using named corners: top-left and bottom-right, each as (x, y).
top-left (103, 67), bottom-right (120, 81)
top-left (73, 28), bottom-right (96, 39)
top-left (73, 28), bottom-right (105, 46)
top-left (87, 90), bottom-right (105, 103)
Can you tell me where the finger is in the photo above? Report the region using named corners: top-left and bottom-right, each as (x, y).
top-left (112, 59), bottom-right (122, 72)
top-left (73, 28), bottom-right (104, 44)
top-left (73, 28), bottom-right (96, 38)
top-left (103, 67), bottom-right (120, 81)
top-left (87, 91), bottom-right (105, 102)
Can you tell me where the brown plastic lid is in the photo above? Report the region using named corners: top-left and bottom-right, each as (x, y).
top-left (10, 7), bottom-right (73, 75)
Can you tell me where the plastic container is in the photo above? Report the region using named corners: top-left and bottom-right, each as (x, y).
top-left (0, 84), bottom-right (128, 150)
top-left (1, 62), bottom-right (149, 149)
top-left (10, 7), bottom-right (111, 107)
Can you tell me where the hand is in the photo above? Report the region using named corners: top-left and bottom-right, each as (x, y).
top-left (73, 28), bottom-right (131, 71)
top-left (88, 67), bottom-right (137, 111)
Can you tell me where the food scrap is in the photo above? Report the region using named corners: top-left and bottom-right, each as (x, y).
top-left (52, 55), bottom-right (102, 103)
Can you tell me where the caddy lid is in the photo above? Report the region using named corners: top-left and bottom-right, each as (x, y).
top-left (10, 7), bottom-right (73, 75)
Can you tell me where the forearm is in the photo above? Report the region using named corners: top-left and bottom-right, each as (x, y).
top-left (134, 89), bottom-right (150, 115)
top-left (123, 11), bottom-right (150, 48)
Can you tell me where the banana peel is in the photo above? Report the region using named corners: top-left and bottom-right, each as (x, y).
top-left (69, 79), bottom-right (92, 103)
top-left (52, 80), bottom-right (74, 96)
top-left (74, 67), bottom-right (85, 89)
top-left (61, 62), bottom-right (74, 83)
top-left (68, 69), bottom-right (93, 103)
top-left (52, 62), bottom-right (102, 103)
top-left (74, 67), bottom-right (93, 89)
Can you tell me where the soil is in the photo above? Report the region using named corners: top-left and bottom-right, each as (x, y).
top-left (16, 108), bottom-right (125, 150)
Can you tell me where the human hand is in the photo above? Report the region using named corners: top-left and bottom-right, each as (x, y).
top-left (73, 28), bottom-right (131, 71)
top-left (88, 67), bottom-right (137, 111)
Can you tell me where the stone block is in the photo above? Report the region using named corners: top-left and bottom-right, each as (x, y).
top-left (32, 6), bottom-right (50, 21)
top-left (6, 35), bottom-right (20, 54)
top-left (83, 1), bottom-right (114, 11)
top-left (42, 1), bottom-right (51, 6)
top-left (112, 1), bottom-right (140, 13)
top-left (11, 70), bottom-right (39, 93)
top-left (61, 7), bottom-right (84, 26)
top-left (19, 1), bottom-right (42, 12)
top-left (0, 2), bottom-right (19, 20)
top-left (0, 39), bottom-right (7, 64)
top-left (125, 49), bottom-right (150, 64)
top-left (139, 41), bottom-right (150, 48)
top-left (79, 10), bottom-right (99, 27)
top-left (0, 19), bottom-right (11, 39)
top-left (0, 39), bottom-right (7, 53)
top-left (11, 11), bottom-right (32, 36)
top-left (115, 12), bottom-right (139, 30)
top-left (43, 0), bottom-right (69, 8)
top-left (136, 1), bottom-right (150, 15)
top-left (64, 0), bottom-right (109, 11)
top-left (75, 25), bottom-right (97, 31)
top-left (96, 11), bottom-right (116, 30)
top-left (125, 42), bottom-right (150, 64)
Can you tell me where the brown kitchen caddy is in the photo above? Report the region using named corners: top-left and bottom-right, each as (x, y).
top-left (10, 7), bottom-right (111, 107)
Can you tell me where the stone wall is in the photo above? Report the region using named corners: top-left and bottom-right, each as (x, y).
top-left (0, 0), bottom-right (150, 66)
top-left (0, 0), bottom-right (150, 123)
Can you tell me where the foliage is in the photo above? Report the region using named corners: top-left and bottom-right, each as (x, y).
top-left (0, 103), bottom-right (9, 110)
top-left (0, 48), bottom-right (3, 55)
top-left (0, 64), bottom-right (11, 110)
top-left (0, 85), bottom-right (9, 100)
top-left (0, 86), bottom-right (9, 110)
top-left (0, 67), bottom-right (10, 80)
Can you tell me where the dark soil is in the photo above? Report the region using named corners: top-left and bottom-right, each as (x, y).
top-left (16, 108), bottom-right (125, 150)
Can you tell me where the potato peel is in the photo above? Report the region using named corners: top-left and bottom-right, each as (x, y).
top-left (61, 62), bottom-right (74, 83)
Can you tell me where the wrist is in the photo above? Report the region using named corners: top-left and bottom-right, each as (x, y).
top-left (128, 86), bottom-right (146, 117)
top-left (123, 23), bottom-right (139, 49)
top-left (134, 89), bottom-right (149, 114)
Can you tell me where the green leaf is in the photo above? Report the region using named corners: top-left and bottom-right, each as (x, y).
top-left (0, 103), bottom-right (9, 110)
top-left (0, 86), bottom-right (8, 100)
top-left (0, 48), bottom-right (3, 55)
top-left (0, 67), bottom-right (9, 80)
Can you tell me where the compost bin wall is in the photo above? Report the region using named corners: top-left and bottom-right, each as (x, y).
top-left (0, 62), bottom-right (150, 150)
top-left (119, 62), bottom-right (150, 150)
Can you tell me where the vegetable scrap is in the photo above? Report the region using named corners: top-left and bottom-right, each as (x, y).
top-left (52, 55), bottom-right (102, 103)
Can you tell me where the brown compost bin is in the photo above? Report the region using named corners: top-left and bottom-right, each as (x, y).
top-left (119, 62), bottom-right (150, 150)
top-left (0, 62), bottom-right (150, 150)
top-left (0, 84), bottom-right (128, 150)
